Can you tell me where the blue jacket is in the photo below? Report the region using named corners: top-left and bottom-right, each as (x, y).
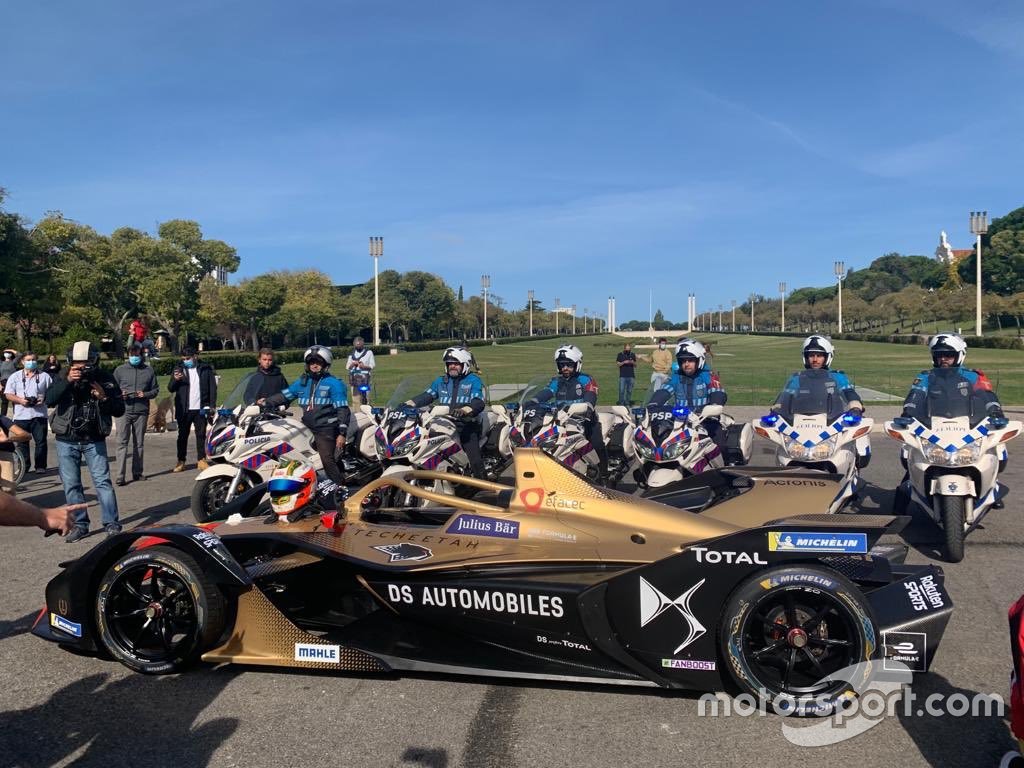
top-left (903, 366), bottom-right (1001, 426)
top-left (412, 373), bottom-right (485, 414)
top-left (275, 372), bottom-right (350, 434)
top-left (534, 373), bottom-right (599, 408)
top-left (653, 369), bottom-right (726, 411)
top-left (774, 369), bottom-right (862, 421)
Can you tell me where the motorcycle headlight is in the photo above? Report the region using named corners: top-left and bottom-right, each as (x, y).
top-left (811, 435), bottom-right (840, 460)
top-left (955, 444), bottom-right (983, 465)
top-left (662, 441), bottom-right (685, 460)
top-left (374, 430), bottom-right (387, 456)
top-left (636, 442), bottom-right (656, 460)
top-left (207, 440), bottom-right (231, 459)
top-left (391, 431), bottom-right (419, 457)
top-left (785, 437), bottom-right (809, 460)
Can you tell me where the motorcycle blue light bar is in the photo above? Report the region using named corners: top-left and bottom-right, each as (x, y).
top-left (672, 407), bottom-right (691, 419)
top-left (760, 413), bottom-right (780, 426)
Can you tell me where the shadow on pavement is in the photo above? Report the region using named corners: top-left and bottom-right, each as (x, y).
top-left (897, 671), bottom-right (1015, 768)
top-left (0, 669), bottom-right (239, 768)
top-left (0, 610), bottom-right (38, 642)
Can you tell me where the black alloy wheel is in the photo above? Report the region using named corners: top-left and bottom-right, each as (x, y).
top-left (721, 566), bottom-right (877, 716)
top-left (96, 546), bottom-right (226, 674)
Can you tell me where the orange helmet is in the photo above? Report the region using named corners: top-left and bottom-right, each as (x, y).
top-left (268, 460), bottom-right (317, 519)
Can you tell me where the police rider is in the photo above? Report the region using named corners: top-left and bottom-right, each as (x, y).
top-left (264, 346), bottom-right (349, 492)
top-left (649, 339), bottom-right (728, 445)
top-left (345, 336), bottom-right (376, 406)
top-left (772, 335), bottom-right (869, 467)
top-left (529, 344), bottom-right (607, 481)
top-left (405, 347), bottom-right (486, 478)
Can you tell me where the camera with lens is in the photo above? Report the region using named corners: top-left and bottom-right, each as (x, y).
top-left (24, 395), bottom-right (39, 406)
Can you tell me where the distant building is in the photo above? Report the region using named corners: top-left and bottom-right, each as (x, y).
top-left (208, 265), bottom-right (229, 285)
top-left (935, 231), bottom-right (973, 265)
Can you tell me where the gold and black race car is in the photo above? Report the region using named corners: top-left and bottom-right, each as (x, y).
top-left (34, 449), bottom-right (953, 716)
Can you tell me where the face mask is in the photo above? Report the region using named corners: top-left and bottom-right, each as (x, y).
top-left (24, 360), bottom-right (37, 370)
top-left (658, 344), bottom-right (665, 349)
top-left (129, 356), bottom-right (142, 366)
top-left (183, 359), bottom-right (196, 369)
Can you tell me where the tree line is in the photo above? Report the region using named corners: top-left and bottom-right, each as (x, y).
top-left (0, 189), bottom-right (598, 354)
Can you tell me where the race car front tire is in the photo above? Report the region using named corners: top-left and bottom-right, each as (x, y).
top-left (719, 565), bottom-right (878, 717)
top-left (95, 545), bottom-right (226, 674)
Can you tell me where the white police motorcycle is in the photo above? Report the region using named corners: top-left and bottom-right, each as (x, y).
top-left (885, 413), bottom-right (1020, 562)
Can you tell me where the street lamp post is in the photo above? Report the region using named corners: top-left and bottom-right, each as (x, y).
top-left (779, 282), bottom-right (787, 333)
top-left (481, 275), bottom-right (491, 341)
top-left (731, 300), bottom-right (736, 332)
top-left (970, 211), bottom-right (989, 336)
top-left (572, 304), bottom-right (577, 335)
top-left (718, 305), bottom-right (723, 331)
top-left (527, 289), bottom-right (534, 337)
top-left (834, 261), bottom-right (846, 334)
top-left (369, 236), bottom-right (383, 345)
top-left (555, 298), bottom-right (560, 336)
top-left (749, 294), bottom-right (756, 332)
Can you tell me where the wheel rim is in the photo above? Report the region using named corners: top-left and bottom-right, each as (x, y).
top-left (103, 561), bottom-right (200, 663)
top-left (739, 587), bottom-right (862, 697)
top-left (203, 477), bottom-right (247, 512)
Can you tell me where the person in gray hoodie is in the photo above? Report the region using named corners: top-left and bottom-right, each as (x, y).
top-left (112, 343), bottom-right (159, 485)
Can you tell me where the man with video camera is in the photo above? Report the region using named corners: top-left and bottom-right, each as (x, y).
top-left (45, 341), bottom-right (125, 542)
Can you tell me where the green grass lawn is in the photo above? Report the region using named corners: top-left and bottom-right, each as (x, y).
top-left (157, 333), bottom-right (1024, 409)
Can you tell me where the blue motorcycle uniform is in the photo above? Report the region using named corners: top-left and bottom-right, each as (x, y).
top-left (902, 367), bottom-right (1002, 427)
top-left (774, 369), bottom-right (862, 422)
top-left (652, 369), bottom-right (726, 411)
top-left (410, 373), bottom-right (486, 476)
top-left (268, 372), bottom-right (351, 490)
top-left (531, 373), bottom-right (606, 475)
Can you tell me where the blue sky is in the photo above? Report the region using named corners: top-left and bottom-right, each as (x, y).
top-left (3, 0), bottom-right (1023, 324)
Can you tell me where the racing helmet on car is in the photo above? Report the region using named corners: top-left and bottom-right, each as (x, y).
top-left (554, 344), bottom-right (583, 374)
top-left (303, 345), bottom-right (333, 376)
top-left (442, 346), bottom-right (474, 376)
top-left (929, 332), bottom-right (967, 367)
top-left (802, 335), bottom-right (834, 369)
top-left (675, 339), bottom-right (707, 371)
top-left (268, 460), bottom-right (317, 519)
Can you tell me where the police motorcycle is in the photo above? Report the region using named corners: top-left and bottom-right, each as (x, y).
top-left (752, 408), bottom-right (873, 513)
top-left (885, 413), bottom-right (1020, 562)
top-left (500, 376), bottom-right (631, 487)
top-left (192, 372), bottom-right (380, 523)
top-left (630, 396), bottom-right (750, 488)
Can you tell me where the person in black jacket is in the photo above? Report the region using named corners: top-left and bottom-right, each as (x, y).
top-left (168, 346), bottom-right (217, 472)
top-left (45, 341), bottom-right (125, 542)
top-left (245, 348), bottom-right (289, 405)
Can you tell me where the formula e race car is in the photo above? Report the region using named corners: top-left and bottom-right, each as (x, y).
top-left (34, 449), bottom-right (953, 716)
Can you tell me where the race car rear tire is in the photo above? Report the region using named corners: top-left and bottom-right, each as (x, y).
top-left (95, 545), bottom-right (226, 674)
top-left (719, 565), bottom-right (878, 717)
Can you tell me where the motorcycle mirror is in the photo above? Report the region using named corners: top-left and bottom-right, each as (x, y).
top-left (990, 416), bottom-right (1010, 429)
top-left (892, 416), bottom-right (914, 429)
top-left (632, 407), bottom-right (646, 419)
top-left (505, 402), bottom-right (520, 412)
top-left (371, 407), bottom-right (384, 417)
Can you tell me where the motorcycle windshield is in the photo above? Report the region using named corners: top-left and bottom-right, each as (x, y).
top-left (221, 372), bottom-right (260, 410)
top-left (385, 377), bottom-right (437, 409)
top-left (519, 375), bottom-right (558, 408)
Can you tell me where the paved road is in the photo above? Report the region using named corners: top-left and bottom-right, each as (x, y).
top-left (1, 425), bottom-right (1021, 768)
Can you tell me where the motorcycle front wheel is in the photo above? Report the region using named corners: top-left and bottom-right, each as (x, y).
top-left (937, 495), bottom-right (966, 563)
top-left (191, 475), bottom-right (252, 523)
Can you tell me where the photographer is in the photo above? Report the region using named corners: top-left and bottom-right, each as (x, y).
top-left (3, 351), bottom-right (52, 474)
top-left (45, 341), bottom-right (125, 543)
